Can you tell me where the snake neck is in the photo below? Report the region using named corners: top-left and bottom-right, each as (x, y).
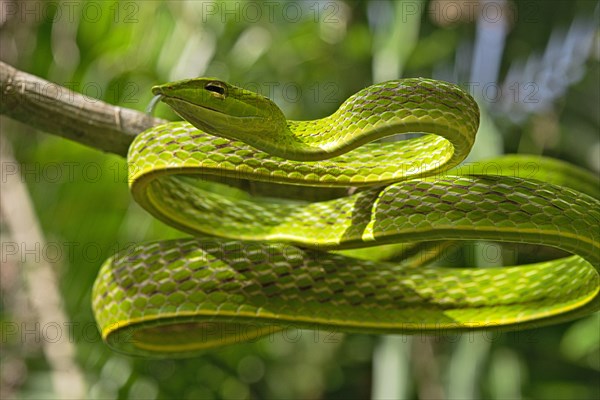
top-left (283, 79), bottom-right (479, 164)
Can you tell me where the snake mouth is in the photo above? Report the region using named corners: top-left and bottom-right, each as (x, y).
top-left (150, 84), bottom-right (226, 115)
top-left (159, 95), bottom-right (226, 116)
top-left (158, 97), bottom-right (261, 142)
top-left (161, 96), bottom-right (263, 125)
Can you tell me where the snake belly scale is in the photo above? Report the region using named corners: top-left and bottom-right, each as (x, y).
top-left (92, 78), bottom-right (600, 357)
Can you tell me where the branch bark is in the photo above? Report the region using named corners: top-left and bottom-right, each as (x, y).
top-left (0, 61), bottom-right (166, 157)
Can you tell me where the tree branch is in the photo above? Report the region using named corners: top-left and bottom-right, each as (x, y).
top-left (0, 61), bottom-right (166, 157)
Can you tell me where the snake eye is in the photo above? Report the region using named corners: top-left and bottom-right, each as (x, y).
top-left (205, 81), bottom-right (227, 98)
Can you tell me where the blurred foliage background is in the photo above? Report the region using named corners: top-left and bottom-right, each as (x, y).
top-left (1, 0), bottom-right (599, 399)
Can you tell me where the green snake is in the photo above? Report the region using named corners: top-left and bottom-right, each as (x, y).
top-left (92, 78), bottom-right (600, 357)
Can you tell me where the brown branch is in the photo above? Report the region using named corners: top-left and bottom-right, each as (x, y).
top-left (0, 61), bottom-right (166, 157)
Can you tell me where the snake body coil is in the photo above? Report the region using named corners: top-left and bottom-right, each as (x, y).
top-left (93, 78), bottom-right (600, 356)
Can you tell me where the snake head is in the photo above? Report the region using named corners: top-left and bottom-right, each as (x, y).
top-left (152, 78), bottom-right (289, 147)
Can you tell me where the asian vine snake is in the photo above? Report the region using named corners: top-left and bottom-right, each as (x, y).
top-left (93, 78), bottom-right (600, 357)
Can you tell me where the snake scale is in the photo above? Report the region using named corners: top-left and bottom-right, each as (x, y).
top-left (92, 78), bottom-right (600, 357)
